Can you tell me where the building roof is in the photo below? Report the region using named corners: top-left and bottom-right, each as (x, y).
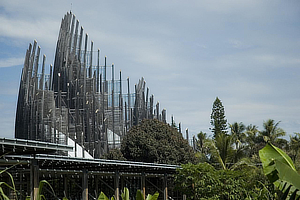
top-left (0, 138), bottom-right (180, 176)
top-left (0, 137), bottom-right (73, 155)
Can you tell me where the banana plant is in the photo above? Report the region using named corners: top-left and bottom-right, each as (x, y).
top-left (25, 180), bottom-right (56, 200)
top-left (136, 189), bottom-right (159, 200)
top-left (0, 181), bottom-right (15, 200)
top-left (121, 187), bottom-right (129, 200)
top-left (259, 142), bottom-right (300, 199)
top-left (98, 187), bottom-right (158, 200)
top-left (97, 192), bottom-right (115, 200)
top-left (0, 164), bottom-right (19, 200)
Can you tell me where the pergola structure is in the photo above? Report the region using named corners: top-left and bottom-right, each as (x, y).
top-left (0, 138), bottom-right (180, 200)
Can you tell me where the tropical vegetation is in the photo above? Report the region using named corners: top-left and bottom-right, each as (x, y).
top-left (0, 165), bottom-right (18, 200)
top-left (3, 96), bottom-right (300, 199)
top-left (97, 187), bottom-right (159, 200)
top-left (174, 162), bottom-right (272, 199)
top-left (120, 119), bottom-right (196, 164)
top-left (177, 97), bottom-right (300, 199)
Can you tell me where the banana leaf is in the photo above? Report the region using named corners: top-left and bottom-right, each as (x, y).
top-left (259, 143), bottom-right (295, 171)
top-left (259, 143), bottom-right (300, 199)
top-left (136, 190), bottom-right (144, 200)
top-left (121, 187), bottom-right (130, 200)
top-left (136, 189), bottom-right (159, 200)
top-left (98, 192), bottom-right (110, 200)
top-left (146, 192), bottom-right (159, 200)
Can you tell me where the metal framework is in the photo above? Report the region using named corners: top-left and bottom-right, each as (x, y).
top-left (0, 138), bottom-right (180, 200)
top-left (15, 11), bottom-right (167, 158)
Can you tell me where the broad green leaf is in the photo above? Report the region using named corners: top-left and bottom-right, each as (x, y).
top-left (146, 192), bottom-right (159, 200)
top-left (98, 192), bottom-right (109, 200)
top-left (275, 160), bottom-right (300, 190)
top-left (145, 194), bottom-right (153, 200)
top-left (136, 190), bottom-right (144, 200)
top-left (259, 143), bottom-right (300, 199)
top-left (123, 187), bottom-right (130, 200)
top-left (259, 143), bottom-right (295, 171)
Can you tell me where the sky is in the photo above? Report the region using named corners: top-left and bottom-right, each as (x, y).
top-left (0, 0), bottom-right (300, 140)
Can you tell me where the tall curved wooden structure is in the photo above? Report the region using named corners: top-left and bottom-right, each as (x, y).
top-left (15, 12), bottom-right (167, 158)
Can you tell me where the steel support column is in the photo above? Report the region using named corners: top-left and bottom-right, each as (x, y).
top-left (114, 170), bottom-right (120, 200)
top-left (30, 159), bottom-right (39, 200)
top-left (164, 173), bottom-right (168, 200)
top-left (141, 172), bottom-right (146, 198)
top-left (82, 169), bottom-right (88, 200)
top-left (64, 175), bottom-right (68, 198)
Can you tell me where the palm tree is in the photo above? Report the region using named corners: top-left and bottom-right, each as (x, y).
top-left (229, 122), bottom-right (246, 150)
top-left (260, 119), bottom-right (286, 145)
top-left (210, 133), bottom-right (234, 169)
top-left (229, 122), bottom-right (248, 163)
top-left (288, 132), bottom-right (300, 163)
top-left (245, 124), bottom-right (262, 157)
top-left (194, 132), bottom-right (211, 162)
top-left (196, 131), bottom-right (207, 154)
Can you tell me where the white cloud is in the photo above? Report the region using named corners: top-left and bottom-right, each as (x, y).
top-left (0, 57), bottom-right (23, 68)
top-left (0, 16), bottom-right (58, 47)
top-left (1, 0), bottom-right (300, 138)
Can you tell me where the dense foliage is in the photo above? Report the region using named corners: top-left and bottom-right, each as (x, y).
top-left (98, 187), bottom-right (159, 200)
top-left (121, 119), bottom-right (196, 164)
top-left (175, 163), bottom-right (273, 200)
top-left (102, 148), bottom-right (126, 161)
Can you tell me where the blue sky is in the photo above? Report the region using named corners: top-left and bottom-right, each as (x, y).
top-left (1, 0), bottom-right (300, 139)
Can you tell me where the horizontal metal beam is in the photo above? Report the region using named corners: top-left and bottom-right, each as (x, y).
top-left (0, 137), bottom-right (73, 153)
top-left (5, 154), bottom-right (179, 170)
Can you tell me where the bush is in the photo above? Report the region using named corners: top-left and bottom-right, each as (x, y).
top-left (121, 119), bottom-right (196, 165)
top-left (175, 163), bottom-right (272, 200)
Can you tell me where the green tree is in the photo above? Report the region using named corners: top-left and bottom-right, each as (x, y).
top-left (230, 122), bottom-right (247, 163)
top-left (210, 97), bottom-right (228, 138)
top-left (194, 131), bottom-right (210, 162)
top-left (211, 133), bottom-right (234, 169)
top-left (288, 133), bottom-right (300, 165)
top-left (245, 124), bottom-right (263, 161)
top-left (121, 119), bottom-right (196, 165)
top-left (195, 131), bottom-right (207, 154)
top-left (260, 119), bottom-right (286, 146)
top-left (229, 122), bottom-right (246, 150)
top-left (102, 148), bottom-right (126, 161)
